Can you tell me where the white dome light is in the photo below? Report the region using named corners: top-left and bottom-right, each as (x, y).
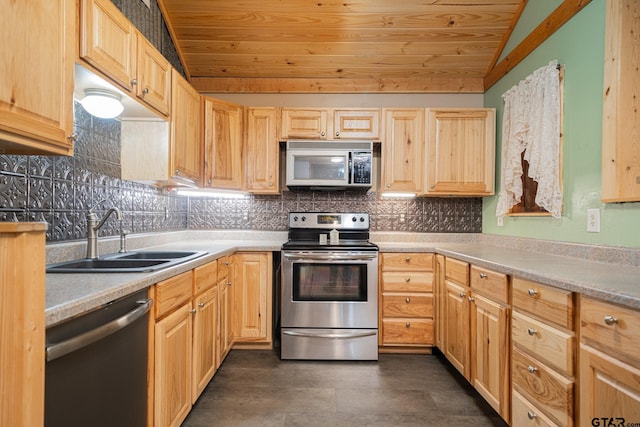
top-left (80, 89), bottom-right (124, 119)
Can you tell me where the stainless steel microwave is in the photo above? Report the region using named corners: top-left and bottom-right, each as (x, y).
top-left (285, 140), bottom-right (373, 190)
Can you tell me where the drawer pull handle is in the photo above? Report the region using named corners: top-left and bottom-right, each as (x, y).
top-left (528, 288), bottom-right (538, 296)
top-left (405, 257), bottom-right (411, 263)
top-left (527, 328), bottom-right (537, 336)
top-left (527, 366), bottom-right (538, 373)
top-left (479, 273), bottom-right (487, 279)
top-left (405, 323), bottom-right (411, 328)
top-left (405, 297), bottom-right (411, 303)
top-left (604, 315), bottom-right (618, 326)
top-left (190, 308), bottom-right (197, 314)
top-left (459, 292), bottom-right (466, 298)
top-left (405, 277), bottom-right (411, 283)
top-left (527, 411), bottom-right (537, 420)
top-left (468, 296), bottom-right (475, 302)
top-left (198, 302), bottom-right (205, 308)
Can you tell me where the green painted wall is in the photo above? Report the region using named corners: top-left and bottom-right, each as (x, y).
top-left (483, 0), bottom-right (640, 249)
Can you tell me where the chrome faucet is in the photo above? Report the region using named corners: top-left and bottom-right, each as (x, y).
top-left (86, 207), bottom-right (123, 259)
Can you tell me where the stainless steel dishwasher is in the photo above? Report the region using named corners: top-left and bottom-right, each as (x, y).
top-left (45, 289), bottom-right (152, 427)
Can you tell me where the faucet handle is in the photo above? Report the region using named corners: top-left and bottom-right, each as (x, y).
top-left (119, 230), bottom-right (129, 253)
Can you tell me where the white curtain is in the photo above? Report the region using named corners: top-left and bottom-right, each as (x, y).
top-left (496, 60), bottom-right (562, 219)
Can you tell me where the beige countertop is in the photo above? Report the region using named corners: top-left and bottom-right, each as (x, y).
top-left (46, 232), bottom-right (640, 327)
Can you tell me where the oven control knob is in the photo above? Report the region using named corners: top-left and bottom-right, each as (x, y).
top-left (301, 216), bottom-right (306, 222)
top-left (293, 216), bottom-right (298, 222)
top-left (352, 217), bottom-right (357, 222)
top-left (359, 217), bottom-right (365, 222)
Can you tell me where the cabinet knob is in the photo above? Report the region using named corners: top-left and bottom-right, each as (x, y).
top-left (175, 169), bottom-right (180, 175)
top-left (208, 179), bottom-right (212, 185)
top-left (227, 280), bottom-right (232, 286)
top-left (268, 181), bottom-right (273, 187)
top-left (604, 315), bottom-right (618, 326)
top-left (405, 322), bottom-right (411, 328)
top-left (430, 185), bottom-right (435, 189)
top-left (386, 184), bottom-right (391, 188)
top-left (321, 131), bottom-right (326, 137)
top-left (527, 328), bottom-right (537, 336)
top-left (405, 277), bottom-right (411, 283)
top-left (479, 273), bottom-right (487, 279)
top-left (141, 87), bottom-right (149, 95)
top-left (459, 292), bottom-right (466, 298)
top-left (527, 411), bottom-right (537, 420)
top-left (131, 78), bottom-right (138, 86)
top-left (528, 288), bottom-right (538, 297)
top-left (405, 257), bottom-right (411, 263)
top-left (198, 302), bottom-right (205, 308)
top-left (405, 297), bottom-right (411, 304)
top-left (527, 366), bottom-right (538, 374)
top-left (67, 133), bottom-right (78, 143)
top-left (224, 261), bottom-right (229, 266)
top-left (468, 296), bottom-right (475, 302)
top-left (190, 308), bottom-right (197, 314)
top-left (335, 131), bottom-right (340, 137)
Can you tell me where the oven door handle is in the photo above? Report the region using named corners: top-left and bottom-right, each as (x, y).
top-left (283, 253), bottom-right (378, 261)
top-left (282, 330), bottom-right (377, 339)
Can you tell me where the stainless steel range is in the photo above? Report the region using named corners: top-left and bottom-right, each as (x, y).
top-left (281, 212), bottom-right (379, 360)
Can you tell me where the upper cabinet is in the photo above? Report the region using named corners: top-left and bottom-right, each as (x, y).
top-left (170, 70), bottom-right (203, 186)
top-left (203, 97), bottom-right (243, 189)
top-left (602, 0), bottom-right (640, 202)
top-left (0, 0), bottom-right (75, 155)
top-left (245, 108), bottom-right (280, 194)
top-left (79, 0), bottom-right (170, 117)
top-left (423, 108), bottom-right (495, 196)
top-left (381, 108), bottom-right (424, 193)
top-left (333, 109), bottom-right (380, 140)
top-left (280, 108), bottom-right (329, 139)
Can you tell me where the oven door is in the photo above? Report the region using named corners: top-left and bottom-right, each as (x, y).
top-left (281, 250), bottom-right (378, 329)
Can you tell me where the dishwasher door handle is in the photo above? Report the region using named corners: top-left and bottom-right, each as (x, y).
top-left (46, 298), bottom-right (153, 362)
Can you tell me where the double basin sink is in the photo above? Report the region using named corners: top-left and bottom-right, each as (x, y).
top-left (47, 250), bottom-right (208, 273)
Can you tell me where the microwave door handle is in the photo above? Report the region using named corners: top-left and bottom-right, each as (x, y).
top-left (348, 152), bottom-right (352, 184)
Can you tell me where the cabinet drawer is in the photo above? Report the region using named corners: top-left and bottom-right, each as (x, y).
top-left (470, 265), bottom-right (508, 303)
top-left (512, 348), bottom-right (574, 427)
top-left (382, 319), bottom-right (433, 345)
top-left (512, 311), bottom-right (575, 376)
top-left (382, 271), bottom-right (433, 292)
top-left (381, 253), bottom-right (433, 271)
top-left (382, 295), bottom-right (433, 318)
top-left (154, 270), bottom-right (193, 319)
top-left (193, 260), bottom-right (217, 295)
top-left (217, 255), bottom-right (233, 280)
top-left (580, 296), bottom-right (640, 362)
top-left (513, 277), bottom-right (574, 330)
top-left (512, 390), bottom-right (560, 427)
top-left (445, 258), bottom-right (469, 285)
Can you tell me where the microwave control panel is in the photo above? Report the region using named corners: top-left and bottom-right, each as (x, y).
top-left (352, 152), bottom-right (372, 184)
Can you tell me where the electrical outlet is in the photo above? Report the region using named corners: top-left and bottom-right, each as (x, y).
top-left (587, 208), bottom-right (600, 233)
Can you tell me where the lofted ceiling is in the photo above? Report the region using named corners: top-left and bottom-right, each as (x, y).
top-left (156, 0), bottom-right (586, 94)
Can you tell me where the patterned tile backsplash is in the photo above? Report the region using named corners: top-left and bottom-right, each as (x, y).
top-left (0, 105), bottom-right (481, 242)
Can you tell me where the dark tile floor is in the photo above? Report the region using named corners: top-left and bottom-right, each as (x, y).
top-left (182, 349), bottom-right (509, 427)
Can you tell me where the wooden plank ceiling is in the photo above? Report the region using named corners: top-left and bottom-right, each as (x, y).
top-left (158, 0), bottom-right (528, 93)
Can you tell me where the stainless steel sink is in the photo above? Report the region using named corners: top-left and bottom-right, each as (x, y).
top-left (47, 250), bottom-right (208, 273)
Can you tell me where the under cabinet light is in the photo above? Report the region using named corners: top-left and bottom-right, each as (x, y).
top-left (175, 189), bottom-right (248, 199)
top-left (80, 89), bottom-right (124, 119)
top-left (380, 192), bottom-right (417, 198)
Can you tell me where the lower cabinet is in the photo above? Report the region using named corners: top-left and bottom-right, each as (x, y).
top-left (379, 253), bottom-right (434, 352)
top-left (233, 252), bottom-right (273, 348)
top-left (579, 296), bottom-right (640, 426)
top-left (218, 255), bottom-right (235, 362)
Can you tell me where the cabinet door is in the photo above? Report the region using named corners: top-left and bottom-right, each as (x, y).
top-left (471, 293), bottom-right (510, 419)
top-left (154, 304), bottom-right (192, 427)
top-left (381, 108), bottom-right (424, 193)
top-left (0, 0), bottom-right (74, 155)
top-left (218, 277), bottom-right (234, 363)
top-left (136, 34), bottom-right (171, 116)
top-left (170, 69), bottom-right (203, 186)
top-left (245, 108), bottom-right (279, 193)
top-left (444, 280), bottom-right (470, 379)
top-left (334, 109), bottom-right (380, 139)
top-left (203, 98), bottom-right (242, 189)
top-left (233, 253), bottom-right (272, 343)
top-left (281, 108), bottom-right (329, 139)
top-left (579, 344), bottom-right (640, 426)
top-left (424, 108), bottom-right (495, 196)
top-left (79, 0), bottom-right (136, 92)
top-left (434, 254), bottom-right (446, 350)
top-left (192, 286), bottom-right (218, 403)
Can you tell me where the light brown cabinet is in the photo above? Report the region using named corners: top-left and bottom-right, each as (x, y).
top-left (245, 107), bottom-right (280, 193)
top-left (381, 108), bottom-right (425, 193)
top-left (602, 0), bottom-right (640, 202)
top-left (170, 69), bottom-right (203, 186)
top-left (233, 252), bottom-right (273, 348)
top-left (281, 108), bottom-right (330, 139)
top-left (0, 0), bottom-right (74, 155)
top-left (434, 254), bottom-right (446, 350)
top-left (423, 108), bottom-right (495, 196)
top-left (442, 258), bottom-right (510, 421)
top-left (379, 253), bottom-right (434, 352)
top-left (217, 255), bottom-right (235, 362)
top-left (333, 109), bottom-right (381, 140)
top-left (79, 0), bottom-right (171, 116)
top-left (511, 277), bottom-right (576, 427)
top-left (203, 98), bottom-right (243, 189)
top-left (0, 223), bottom-right (47, 427)
top-left (579, 296), bottom-right (640, 426)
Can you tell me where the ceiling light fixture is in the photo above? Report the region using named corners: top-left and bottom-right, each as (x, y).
top-left (80, 89), bottom-right (124, 119)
